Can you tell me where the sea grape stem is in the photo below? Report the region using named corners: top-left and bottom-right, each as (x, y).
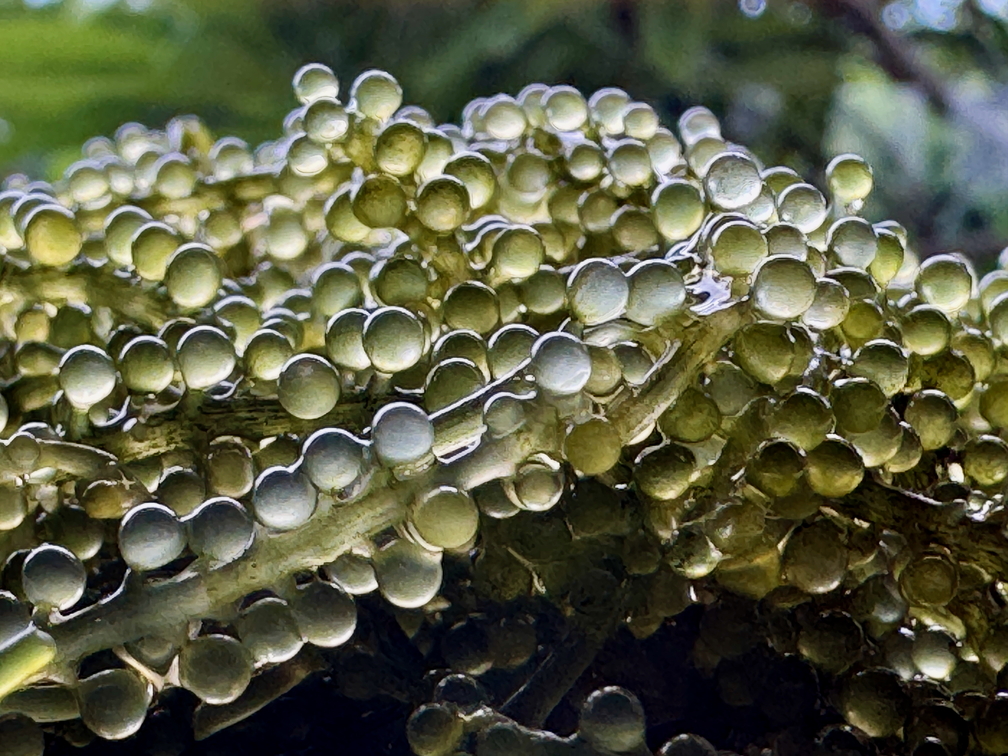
top-left (608, 302), bottom-right (751, 444)
top-left (46, 476), bottom-right (404, 664)
top-left (93, 395), bottom-right (371, 462)
top-left (23, 301), bottom-right (743, 686)
top-left (0, 264), bottom-right (173, 329)
top-left (44, 418), bottom-right (557, 666)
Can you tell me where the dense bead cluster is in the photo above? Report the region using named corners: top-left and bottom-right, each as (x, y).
top-left (0, 64), bottom-right (1005, 755)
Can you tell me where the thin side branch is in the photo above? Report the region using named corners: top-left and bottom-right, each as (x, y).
top-left (818, 0), bottom-right (952, 114)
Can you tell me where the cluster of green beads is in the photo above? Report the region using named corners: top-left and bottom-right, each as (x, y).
top-left (0, 62), bottom-right (1007, 756)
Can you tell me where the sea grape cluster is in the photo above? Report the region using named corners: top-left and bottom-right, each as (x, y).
top-left (0, 63), bottom-right (1005, 756)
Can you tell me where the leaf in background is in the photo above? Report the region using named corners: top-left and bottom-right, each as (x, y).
top-left (0, 1), bottom-right (291, 176)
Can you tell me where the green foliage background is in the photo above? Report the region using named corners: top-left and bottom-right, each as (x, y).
top-left (1, 0), bottom-right (1006, 264)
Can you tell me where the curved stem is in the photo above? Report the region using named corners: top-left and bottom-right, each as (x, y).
top-left (94, 395), bottom-right (371, 462)
top-left (11, 299), bottom-right (743, 690)
top-left (45, 418), bottom-right (557, 666)
top-left (608, 302), bottom-right (750, 444)
top-left (500, 627), bottom-right (607, 729)
top-left (46, 475), bottom-right (405, 664)
top-left (192, 648), bottom-right (327, 741)
top-left (847, 476), bottom-right (1008, 579)
top-left (0, 265), bottom-right (173, 330)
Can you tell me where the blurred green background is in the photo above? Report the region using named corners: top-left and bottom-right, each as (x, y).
top-left (1, 0), bottom-right (1007, 265)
